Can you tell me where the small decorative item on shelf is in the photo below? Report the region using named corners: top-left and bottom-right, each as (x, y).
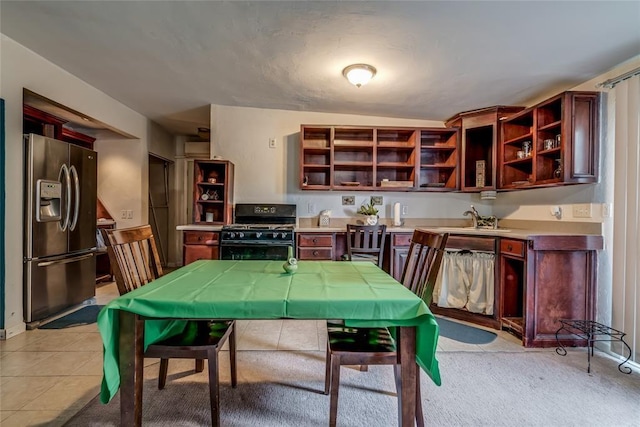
top-left (282, 246), bottom-right (298, 274)
top-left (522, 141), bottom-right (532, 157)
top-left (475, 160), bottom-right (486, 188)
top-left (357, 199), bottom-right (379, 225)
top-left (302, 175), bottom-right (309, 186)
top-left (553, 159), bottom-right (563, 179)
top-left (555, 134), bottom-right (561, 147)
top-left (544, 139), bottom-right (555, 150)
top-left (201, 190), bottom-right (211, 200)
top-left (207, 171), bottom-right (219, 182)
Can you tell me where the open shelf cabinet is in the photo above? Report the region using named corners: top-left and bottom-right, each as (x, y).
top-left (499, 91), bottom-right (600, 189)
top-left (193, 160), bottom-right (234, 224)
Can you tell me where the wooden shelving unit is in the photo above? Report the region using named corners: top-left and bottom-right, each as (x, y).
top-left (193, 160), bottom-right (234, 224)
top-left (301, 125), bottom-right (455, 191)
top-left (418, 128), bottom-right (459, 190)
top-left (499, 91), bottom-right (600, 189)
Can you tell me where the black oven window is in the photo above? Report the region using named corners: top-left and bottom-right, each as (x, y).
top-left (220, 245), bottom-right (290, 261)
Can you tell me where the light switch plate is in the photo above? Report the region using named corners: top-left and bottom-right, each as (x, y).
top-left (371, 196), bottom-right (383, 205)
top-left (342, 196), bottom-right (355, 205)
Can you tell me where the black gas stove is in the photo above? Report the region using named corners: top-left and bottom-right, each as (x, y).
top-left (220, 204), bottom-right (296, 260)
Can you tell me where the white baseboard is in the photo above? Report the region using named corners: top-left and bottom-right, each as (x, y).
top-left (0, 322), bottom-right (27, 340)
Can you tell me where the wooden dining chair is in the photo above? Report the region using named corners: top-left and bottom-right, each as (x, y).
top-left (324, 229), bottom-right (449, 427)
top-left (345, 224), bottom-right (387, 267)
top-left (101, 224), bottom-right (237, 426)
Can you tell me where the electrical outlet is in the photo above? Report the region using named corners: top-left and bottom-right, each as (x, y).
top-left (572, 203), bottom-right (592, 218)
top-left (269, 138), bottom-right (277, 148)
top-left (342, 196), bottom-right (355, 205)
top-left (602, 203), bottom-right (611, 218)
top-left (120, 210), bottom-right (127, 219)
top-left (402, 205), bottom-right (408, 215)
top-left (127, 210), bottom-right (133, 219)
top-left (307, 203), bottom-right (315, 214)
top-left (371, 196), bottom-right (383, 205)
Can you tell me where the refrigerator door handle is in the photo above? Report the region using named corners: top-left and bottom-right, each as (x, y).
top-left (69, 165), bottom-right (80, 231)
top-left (37, 252), bottom-right (95, 267)
top-left (59, 164), bottom-right (72, 231)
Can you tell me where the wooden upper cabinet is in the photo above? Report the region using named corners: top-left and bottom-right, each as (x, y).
top-left (446, 106), bottom-right (525, 192)
top-left (23, 105), bottom-right (96, 149)
top-left (300, 125), bottom-right (455, 192)
top-left (499, 91), bottom-right (600, 189)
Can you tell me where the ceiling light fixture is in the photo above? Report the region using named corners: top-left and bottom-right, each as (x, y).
top-left (342, 64), bottom-right (377, 88)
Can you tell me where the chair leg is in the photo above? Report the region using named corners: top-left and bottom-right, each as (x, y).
top-left (324, 343), bottom-right (331, 395)
top-left (329, 355), bottom-right (341, 427)
top-left (158, 358), bottom-right (169, 390)
top-left (416, 369), bottom-right (424, 427)
top-left (229, 323), bottom-right (237, 388)
top-left (195, 359), bottom-right (205, 373)
top-left (207, 348), bottom-right (221, 427)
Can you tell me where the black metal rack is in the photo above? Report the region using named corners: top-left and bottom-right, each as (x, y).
top-left (555, 319), bottom-right (632, 374)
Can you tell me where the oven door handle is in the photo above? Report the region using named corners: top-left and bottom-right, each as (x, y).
top-left (220, 241), bottom-right (293, 246)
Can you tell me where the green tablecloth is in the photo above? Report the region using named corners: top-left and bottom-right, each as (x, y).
top-left (98, 260), bottom-right (441, 403)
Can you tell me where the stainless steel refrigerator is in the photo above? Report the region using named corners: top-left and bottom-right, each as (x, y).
top-left (23, 134), bottom-right (97, 326)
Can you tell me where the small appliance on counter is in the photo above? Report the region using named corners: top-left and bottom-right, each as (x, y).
top-left (319, 210), bottom-right (331, 227)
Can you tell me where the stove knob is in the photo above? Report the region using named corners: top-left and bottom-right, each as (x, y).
top-left (273, 232), bottom-right (279, 239)
top-left (256, 232), bottom-right (262, 238)
top-left (229, 232), bottom-right (235, 239)
top-left (239, 232), bottom-right (245, 238)
top-left (281, 232), bottom-right (287, 239)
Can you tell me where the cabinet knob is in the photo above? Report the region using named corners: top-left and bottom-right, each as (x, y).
top-left (507, 244), bottom-right (513, 251)
top-left (198, 236), bottom-right (203, 241)
top-left (312, 238), bottom-right (318, 243)
top-left (313, 250), bottom-right (319, 256)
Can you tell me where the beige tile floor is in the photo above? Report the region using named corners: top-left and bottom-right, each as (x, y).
top-left (0, 281), bottom-right (524, 426)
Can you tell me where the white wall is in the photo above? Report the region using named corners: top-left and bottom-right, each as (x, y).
top-left (211, 105), bottom-right (486, 220)
top-left (0, 35), bottom-right (152, 337)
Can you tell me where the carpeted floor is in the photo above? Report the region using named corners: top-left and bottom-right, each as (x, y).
top-left (65, 349), bottom-right (639, 426)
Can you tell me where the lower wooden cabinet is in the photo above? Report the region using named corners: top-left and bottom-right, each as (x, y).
top-left (505, 235), bottom-right (603, 348)
top-left (297, 233), bottom-right (335, 260)
top-left (183, 231), bottom-right (219, 265)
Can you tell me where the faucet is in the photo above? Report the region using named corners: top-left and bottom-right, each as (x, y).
top-left (463, 205), bottom-right (480, 228)
top-left (463, 205), bottom-right (499, 229)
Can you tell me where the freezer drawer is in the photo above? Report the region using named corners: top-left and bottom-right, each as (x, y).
top-left (24, 252), bottom-right (96, 324)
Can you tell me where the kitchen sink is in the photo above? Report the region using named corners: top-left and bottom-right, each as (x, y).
top-left (436, 227), bottom-right (511, 233)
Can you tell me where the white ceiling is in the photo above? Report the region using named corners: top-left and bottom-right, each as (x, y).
top-left (2, 1), bottom-right (639, 138)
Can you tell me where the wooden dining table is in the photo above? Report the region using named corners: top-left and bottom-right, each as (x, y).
top-left (97, 260), bottom-right (442, 426)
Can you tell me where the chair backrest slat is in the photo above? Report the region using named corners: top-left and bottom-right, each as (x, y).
top-left (400, 230), bottom-right (449, 304)
top-left (346, 224), bottom-right (387, 267)
top-left (101, 224), bottom-right (163, 296)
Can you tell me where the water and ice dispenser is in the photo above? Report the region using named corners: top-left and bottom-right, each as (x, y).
top-left (36, 179), bottom-right (62, 222)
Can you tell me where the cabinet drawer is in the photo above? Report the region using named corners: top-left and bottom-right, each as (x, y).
top-left (298, 247), bottom-right (333, 260)
top-left (184, 231), bottom-right (219, 245)
top-left (298, 234), bottom-right (333, 247)
top-left (183, 245), bottom-right (219, 265)
top-left (447, 236), bottom-right (496, 253)
top-left (500, 239), bottom-right (525, 257)
top-left (392, 233), bottom-right (412, 246)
